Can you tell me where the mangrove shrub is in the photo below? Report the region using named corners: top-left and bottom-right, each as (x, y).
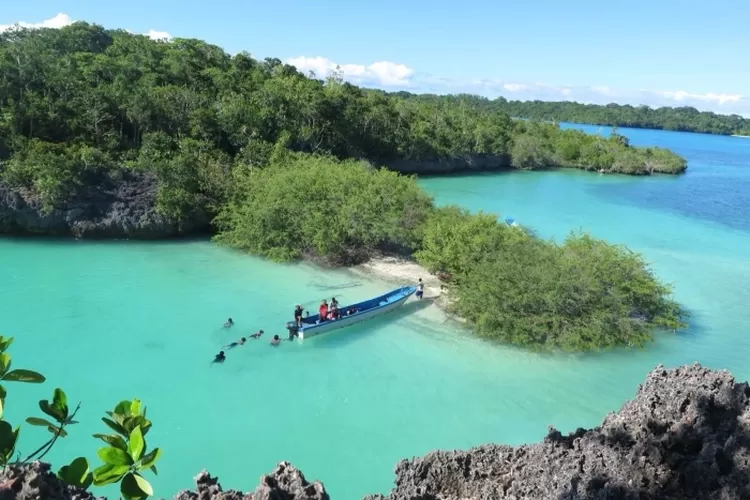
top-left (415, 207), bottom-right (686, 351)
top-left (214, 153), bottom-right (434, 264)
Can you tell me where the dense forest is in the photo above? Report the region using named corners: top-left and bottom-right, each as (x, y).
top-left (0, 23), bottom-right (687, 229)
top-left (435, 96), bottom-right (750, 136)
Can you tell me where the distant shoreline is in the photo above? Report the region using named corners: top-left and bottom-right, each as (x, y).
top-left (731, 134), bottom-right (750, 138)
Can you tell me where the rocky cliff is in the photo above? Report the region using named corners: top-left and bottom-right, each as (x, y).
top-left (1, 363), bottom-right (748, 499)
top-left (383, 154), bottom-right (510, 175)
top-left (0, 172), bottom-right (210, 239)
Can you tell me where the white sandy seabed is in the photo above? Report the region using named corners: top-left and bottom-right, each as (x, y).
top-left (347, 255), bottom-right (460, 326)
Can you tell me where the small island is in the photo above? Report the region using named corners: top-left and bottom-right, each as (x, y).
top-left (471, 97), bottom-right (750, 136)
top-left (0, 22), bottom-right (687, 352)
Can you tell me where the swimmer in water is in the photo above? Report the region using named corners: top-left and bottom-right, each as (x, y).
top-left (213, 351), bottom-right (226, 363)
top-left (249, 329), bottom-right (264, 339)
top-left (223, 337), bottom-right (246, 350)
top-left (223, 318), bottom-right (234, 328)
top-left (270, 335), bottom-right (281, 346)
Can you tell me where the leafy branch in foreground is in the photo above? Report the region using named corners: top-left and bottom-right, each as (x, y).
top-left (0, 335), bottom-right (162, 498)
top-left (89, 399), bottom-right (162, 499)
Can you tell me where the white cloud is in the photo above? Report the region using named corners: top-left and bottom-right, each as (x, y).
top-left (286, 55), bottom-right (750, 116)
top-left (286, 56), bottom-right (414, 86)
top-left (145, 29), bottom-right (171, 41)
top-left (0, 13), bottom-right (170, 41)
top-left (0, 13), bottom-right (73, 32)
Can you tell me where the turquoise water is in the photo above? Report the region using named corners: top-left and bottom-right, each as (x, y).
top-left (1, 125), bottom-right (749, 498)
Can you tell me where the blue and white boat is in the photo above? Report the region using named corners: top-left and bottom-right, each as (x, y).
top-left (286, 286), bottom-right (417, 340)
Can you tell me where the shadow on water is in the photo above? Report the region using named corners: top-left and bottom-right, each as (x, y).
top-left (304, 298), bottom-right (436, 350)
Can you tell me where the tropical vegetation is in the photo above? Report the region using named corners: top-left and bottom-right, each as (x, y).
top-left (0, 23), bottom-right (686, 220)
top-left (0, 335), bottom-right (161, 498)
top-left (216, 153), bottom-right (687, 352)
top-left (478, 97), bottom-right (749, 136)
top-left (0, 22), bottom-right (687, 351)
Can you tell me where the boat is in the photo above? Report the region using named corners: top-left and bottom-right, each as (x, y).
top-left (285, 286), bottom-right (417, 340)
top-left (504, 216), bottom-right (519, 227)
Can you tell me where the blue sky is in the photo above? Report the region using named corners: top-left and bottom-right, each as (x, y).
top-left (2, 1), bottom-right (750, 114)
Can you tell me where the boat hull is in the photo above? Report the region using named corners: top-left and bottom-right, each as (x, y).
top-left (292, 286), bottom-right (417, 340)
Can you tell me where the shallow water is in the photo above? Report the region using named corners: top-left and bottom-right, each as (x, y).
top-left (1, 125), bottom-right (749, 498)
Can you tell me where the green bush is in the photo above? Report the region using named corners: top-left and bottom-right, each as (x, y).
top-left (415, 207), bottom-right (687, 351)
top-left (214, 153), bottom-right (434, 265)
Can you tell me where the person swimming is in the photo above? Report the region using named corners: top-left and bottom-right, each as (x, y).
top-left (223, 337), bottom-right (246, 350)
top-left (213, 351), bottom-right (226, 363)
top-left (223, 318), bottom-right (234, 328)
top-left (250, 329), bottom-right (264, 339)
top-left (270, 335), bottom-right (281, 346)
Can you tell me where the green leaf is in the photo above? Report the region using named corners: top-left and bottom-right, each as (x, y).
top-left (0, 353), bottom-right (10, 376)
top-left (58, 457), bottom-right (90, 487)
top-left (0, 384), bottom-right (6, 401)
top-left (138, 448), bottom-right (162, 470)
top-left (121, 472), bottom-right (152, 499)
top-left (149, 465), bottom-right (158, 476)
top-left (52, 388), bottom-right (69, 418)
top-left (26, 417), bottom-right (58, 428)
top-left (0, 421), bottom-right (18, 459)
top-left (102, 417), bottom-right (128, 437)
top-left (128, 426), bottom-right (145, 462)
top-left (47, 425), bottom-right (68, 437)
top-left (0, 337), bottom-right (14, 353)
top-left (93, 433), bottom-right (128, 451)
top-left (133, 473), bottom-right (154, 496)
top-left (130, 399), bottom-right (142, 416)
top-left (114, 400), bottom-right (132, 417)
top-left (2, 369), bottom-right (45, 383)
top-left (0, 397), bottom-right (3, 420)
top-left (39, 400), bottom-right (65, 423)
top-left (97, 446), bottom-right (133, 466)
top-left (92, 464), bottom-right (129, 486)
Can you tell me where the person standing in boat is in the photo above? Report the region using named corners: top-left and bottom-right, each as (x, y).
top-left (294, 304), bottom-right (304, 327)
top-left (318, 300), bottom-right (329, 322)
top-left (416, 278), bottom-right (424, 300)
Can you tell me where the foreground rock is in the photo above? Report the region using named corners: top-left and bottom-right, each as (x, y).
top-left (174, 462), bottom-right (329, 500)
top-left (366, 363), bottom-right (750, 499)
top-left (0, 462), bottom-right (100, 500)
top-left (0, 172), bottom-right (209, 239)
top-left (3, 364), bottom-right (749, 499)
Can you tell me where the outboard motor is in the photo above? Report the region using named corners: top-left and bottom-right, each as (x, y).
top-left (286, 321), bottom-right (300, 340)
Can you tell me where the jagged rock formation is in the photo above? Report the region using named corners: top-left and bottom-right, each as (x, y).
top-left (1, 364), bottom-right (748, 499)
top-left (365, 363), bottom-right (750, 500)
top-left (0, 172), bottom-right (210, 239)
top-left (173, 463), bottom-right (329, 500)
top-left (384, 154), bottom-right (510, 175)
top-left (0, 462), bottom-right (100, 500)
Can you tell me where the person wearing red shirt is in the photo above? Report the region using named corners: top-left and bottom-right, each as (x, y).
top-left (318, 300), bottom-right (329, 322)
